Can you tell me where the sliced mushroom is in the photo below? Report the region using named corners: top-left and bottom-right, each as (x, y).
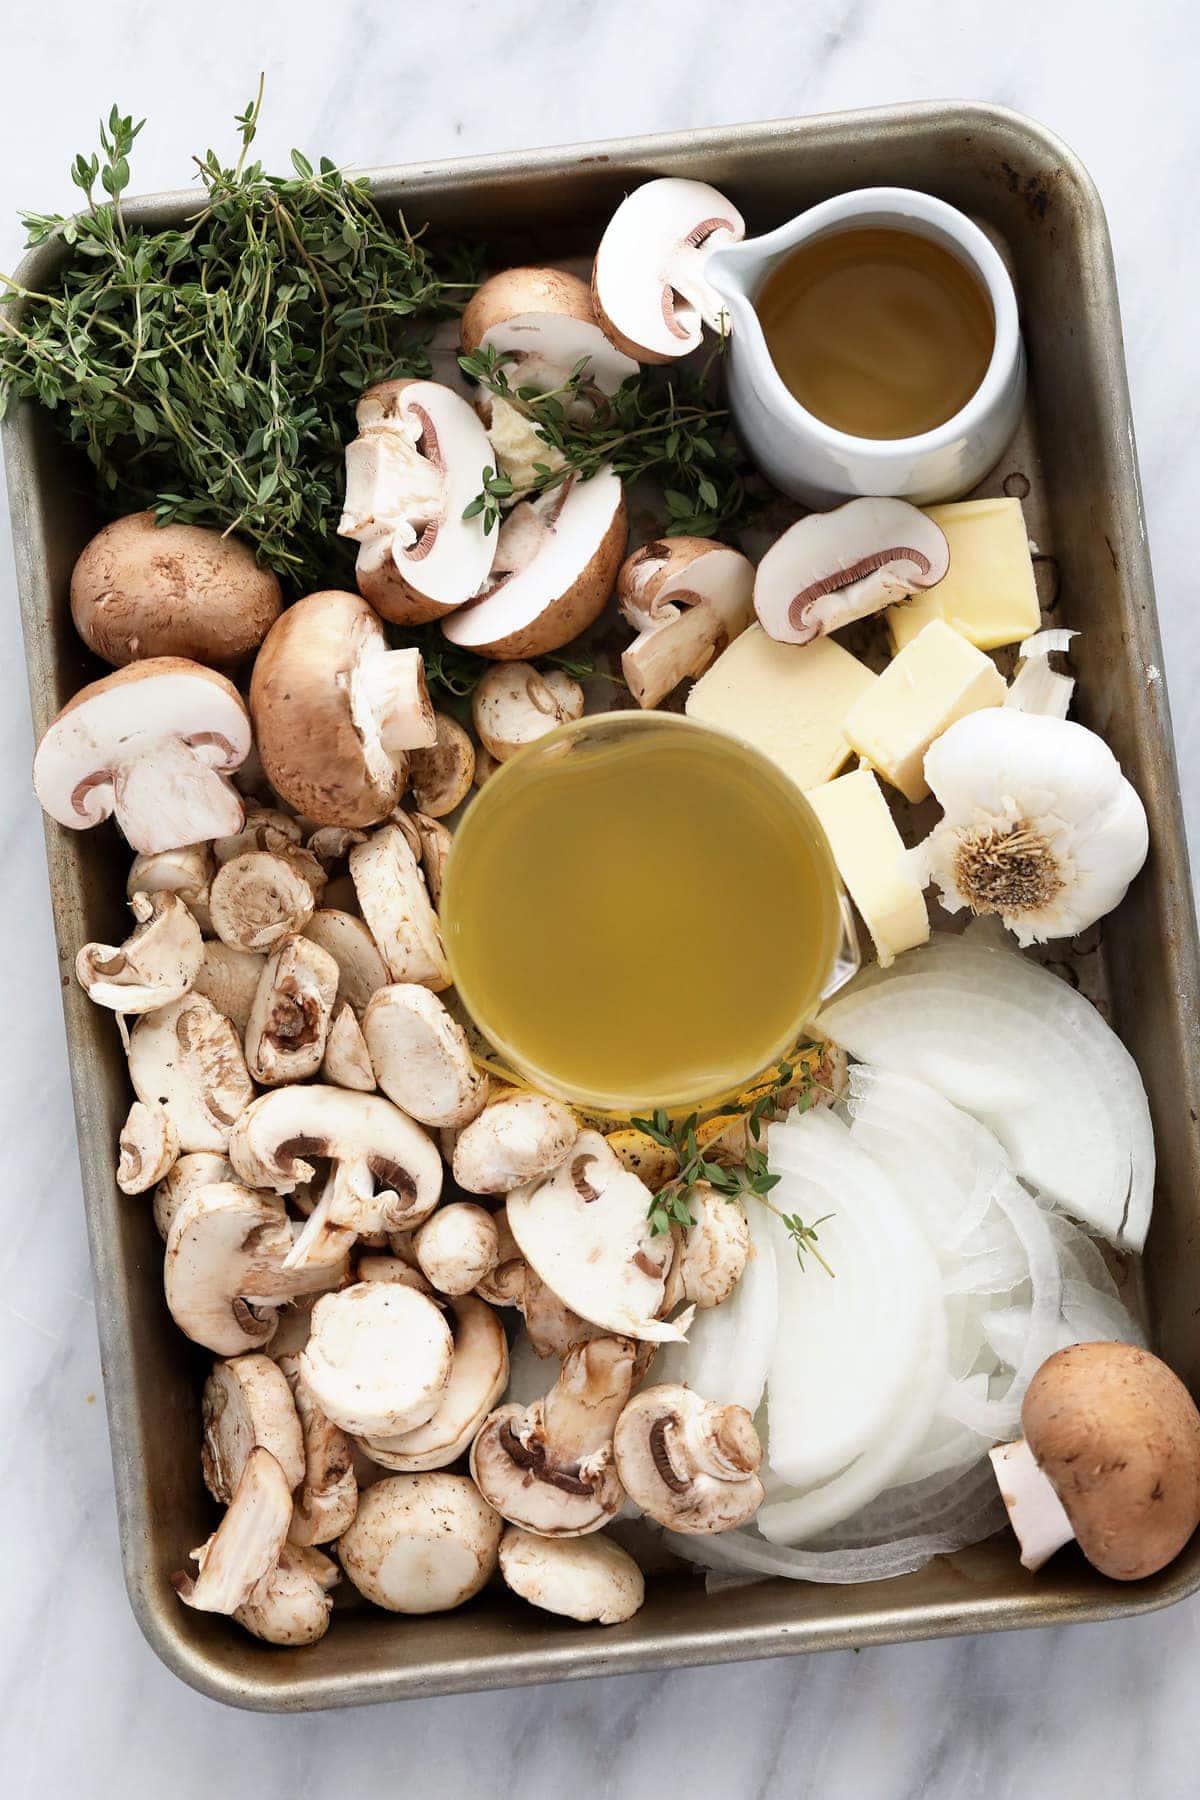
top-left (592, 178), bottom-right (746, 364)
top-left (33, 658), bottom-right (251, 854)
top-left (407, 712), bottom-right (475, 816)
top-left (349, 824), bottom-right (449, 990)
top-left (520, 1269), bottom-right (603, 1359)
top-left (70, 511), bottom-right (282, 669)
top-left (302, 909), bottom-right (390, 1017)
top-left (126, 842), bottom-right (215, 936)
top-left (191, 941), bottom-right (266, 1035)
top-left (153, 1150), bottom-right (231, 1241)
top-left (234, 1542), bottom-right (338, 1646)
top-left (209, 848), bottom-right (323, 954)
top-left (499, 1526), bottom-right (644, 1624)
top-left (78, 891), bottom-right (204, 1014)
top-left (250, 590), bottom-right (437, 829)
top-left (323, 1004), bottom-right (376, 1092)
top-left (117, 1100), bottom-right (179, 1194)
top-left (613, 1384), bottom-right (764, 1533)
top-left (127, 993), bottom-right (255, 1153)
top-left (618, 538), bottom-right (756, 707)
top-left (410, 811), bottom-right (453, 907)
top-left (164, 1181), bottom-right (348, 1354)
top-left (201, 1353), bottom-right (305, 1503)
top-left (339, 379), bottom-right (495, 625)
top-left (471, 662), bottom-right (585, 763)
top-left (363, 985), bottom-right (487, 1129)
top-left (360, 1295), bottom-right (508, 1471)
top-left (470, 1336), bottom-right (637, 1535)
top-left (676, 1187), bottom-right (749, 1309)
top-left (443, 471), bottom-right (626, 660)
top-left (461, 265), bottom-right (639, 396)
top-left (306, 825), bottom-right (368, 868)
top-left (337, 1472), bottom-right (502, 1613)
top-left (277, 1353), bottom-right (359, 1545)
top-left (244, 935), bottom-right (339, 1087)
top-left (213, 806), bottom-right (305, 865)
top-left (413, 1203), bottom-right (501, 1296)
top-left (300, 1281), bottom-right (453, 1438)
top-left (358, 1250), bottom-right (432, 1293)
top-left (263, 1291), bottom-right (321, 1362)
top-left (507, 1129), bottom-right (687, 1342)
top-left (173, 1447), bottom-right (293, 1615)
top-left (754, 499), bottom-right (952, 646)
top-left (452, 1092), bottom-right (579, 1195)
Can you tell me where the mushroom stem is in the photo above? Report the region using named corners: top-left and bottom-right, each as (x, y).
top-left (354, 646), bottom-right (437, 758)
top-left (989, 1437), bottom-right (1075, 1571)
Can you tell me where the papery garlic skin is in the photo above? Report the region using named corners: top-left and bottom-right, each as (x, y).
top-left (907, 709), bottom-right (1149, 946)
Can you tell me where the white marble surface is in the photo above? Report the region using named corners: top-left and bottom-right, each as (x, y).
top-left (2, 1), bottom-right (1199, 1793)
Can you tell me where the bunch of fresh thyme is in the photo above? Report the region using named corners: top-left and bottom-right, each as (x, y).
top-left (632, 1061), bottom-right (835, 1275)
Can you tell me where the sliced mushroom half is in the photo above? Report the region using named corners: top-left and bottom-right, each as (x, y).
top-left (153, 1151), bottom-right (232, 1241)
top-left (407, 712), bottom-right (475, 816)
top-left (471, 662), bottom-right (585, 762)
top-left (77, 891), bottom-right (204, 1015)
top-left (277, 1354), bottom-right (359, 1546)
top-left (244, 935), bottom-right (339, 1087)
top-left (619, 538), bottom-right (756, 708)
top-left (613, 1384), bottom-right (764, 1533)
top-left (117, 1100), bottom-right (180, 1195)
top-left (462, 266), bottom-right (640, 396)
top-left (201, 1353), bottom-right (306, 1503)
top-left (360, 1294), bottom-right (508, 1472)
top-left (126, 842), bottom-right (215, 936)
top-left (754, 498), bottom-right (951, 646)
top-left (363, 985), bottom-right (488, 1129)
top-left (191, 941), bottom-right (266, 1036)
top-left (592, 178), bottom-right (746, 364)
top-left (322, 1004), bottom-right (376, 1092)
top-left (349, 824), bottom-right (449, 991)
top-left (173, 1446), bottom-right (293, 1615)
top-left (128, 993), bottom-right (255, 1153)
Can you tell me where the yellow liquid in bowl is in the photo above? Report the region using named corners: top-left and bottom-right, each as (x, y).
top-left (441, 714), bottom-right (842, 1113)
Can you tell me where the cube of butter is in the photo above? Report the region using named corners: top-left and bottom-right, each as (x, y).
top-left (686, 624), bottom-right (876, 791)
top-left (806, 769), bottom-right (929, 968)
top-left (843, 618), bottom-right (1006, 803)
top-left (887, 497), bottom-right (1041, 653)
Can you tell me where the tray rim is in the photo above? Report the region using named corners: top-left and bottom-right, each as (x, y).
top-left (6, 96), bottom-right (1200, 1713)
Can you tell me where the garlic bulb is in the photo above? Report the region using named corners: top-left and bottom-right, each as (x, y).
top-left (906, 709), bottom-right (1148, 945)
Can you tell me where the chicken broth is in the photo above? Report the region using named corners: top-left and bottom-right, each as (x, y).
top-left (756, 227), bottom-right (995, 440)
top-left (441, 716), bottom-right (842, 1112)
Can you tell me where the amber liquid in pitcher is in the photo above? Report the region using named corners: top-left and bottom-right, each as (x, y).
top-left (756, 226), bottom-right (995, 440)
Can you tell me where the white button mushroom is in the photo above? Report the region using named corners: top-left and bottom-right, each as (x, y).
top-left (413, 1203), bottom-right (501, 1296)
top-left (233, 1542), bottom-right (339, 1647)
top-left (173, 1446), bottom-right (293, 1616)
top-left (322, 1004), bottom-right (377, 1092)
top-left (276, 1354), bottom-right (359, 1546)
top-left (349, 824), bottom-right (449, 991)
top-left (618, 537), bottom-right (756, 708)
top-left (152, 1151), bottom-right (232, 1241)
top-left (452, 1091), bottom-right (579, 1196)
top-left (363, 985), bottom-right (488, 1129)
top-left (336, 1472), bottom-right (502, 1614)
top-left (127, 993), bottom-right (255, 1153)
top-left (754, 498), bottom-right (951, 646)
top-left (76, 891), bottom-right (204, 1014)
top-left (470, 662), bottom-right (585, 763)
top-left (201, 1353), bottom-right (306, 1503)
top-left (191, 941), bottom-right (266, 1036)
top-left (675, 1187), bottom-right (750, 1310)
top-left (302, 909), bottom-right (390, 1016)
top-left (209, 849), bottom-right (322, 953)
top-left (33, 657), bottom-right (252, 854)
top-left (498, 1527), bottom-right (644, 1625)
top-left (299, 1282), bottom-right (453, 1438)
top-left (591, 178), bottom-right (746, 364)
top-left (612, 1384), bottom-right (765, 1534)
top-left (126, 842), bottom-right (215, 936)
top-left (244, 934), bottom-right (339, 1087)
top-left (116, 1100), bottom-right (180, 1195)
top-left (359, 1294), bottom-right (508, 1472)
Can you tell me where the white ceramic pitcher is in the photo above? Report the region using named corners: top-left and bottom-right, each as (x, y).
top-left (705, 187), bottom-right (1026, 508)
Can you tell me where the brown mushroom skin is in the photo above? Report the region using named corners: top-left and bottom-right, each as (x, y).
top-left (1022, 1343), bottom-right (1200, 1580)
top-left (461, 267), bottom-right (597, 359)
top-left (70, 512), bottom-right (283, 669)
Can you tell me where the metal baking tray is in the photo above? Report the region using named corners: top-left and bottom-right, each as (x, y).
top-left (6, 100), bottom-right (1199, 1712)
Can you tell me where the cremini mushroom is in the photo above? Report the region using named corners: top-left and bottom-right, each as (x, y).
top-left (349, 824), bottom-right (449, 990)
top-left (152, 1151), bottom-right (231, 1241)
top-left (613, 1384), bottom-right (764, 1533)
top-left (407, 712), bottom-right (475, 816)
top-left (592, 178), bottom-right (746, 364)
top-left (70, 511), bottom-right (282, 669)
top-left (676, 1187), bottom-right (749, 1310)
top-left (461, 266), bottom-right (639, 398)
top-left (410, 812), bottom-right (453, 907)
top-left (754, 498), bottom-right (951, 646)
top-left (244, 935), bottom-right (339, 1087)
top-left (173, 1446), bottom-right (293, 1615)
top-left (452, 1091), bottom-right (579, 1196)
top-left (126, 842), bottom-right (215, 935)
top-left (618, 537), bottom-right (756, 707)
top-left (990, 1342), bottom-right (1200, 1579)
top-left (191, 941), bottom-right (266, 1035)
top-left (443, 471), bottom-right (626, 660)
top-left (360, 1294), bottom-right (508, 1471)
top-left (300, 1281), bottom-right (453, 1438)
top-left (127, 993), bottom-right (255, 1153)
top-left (234, 1543), bottom-right (339, 1646)
top-left (323, 1004), bottom-right (376, 1092)
top-left (277, 1353), bottom-right (359, 1545)
top-left (507, 1129), bottom-right (688, 1342)
top-left (164, 1181), bottom-right (348, 1354)
top-left (250, 589), bottom-right (437, 827)
top-left (499, 1527), bottom-right (645, 1625)
top-left (413, 1203), bottom-right (501, 1295)
top-left (470, 662), bottom-right (585, 763)
top-left (201, 1353), bottom-right (305, 1503)
top-left (209, 848), bottom-right (322, 954)
top-left (117, 1100), bottom-right (179, 1194)
top-left (363, 984), bottom-right (488, 1129)
top-left (471, 1336), bottom-right (637, 1535)
top-left (33, 658), bottom-right (252, 854)
top-left (339, 379), bottom-right (495, 625)
top-left (337, 1472), bottom-right (502, 1613)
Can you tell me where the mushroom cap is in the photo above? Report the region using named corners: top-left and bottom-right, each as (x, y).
top-left (498, 1526), bottom-right (645, 1624)
top-left (234, 1542), bottom-right (338, 1646)
top-left (302, 910), bottom-right (390, 1016)
top-left (452, 1091), bottom-right (579, 1196)
top-left (612, 1385), bottom-right (764, 1534)
top-left (337, 1472), bottom-right (502, 1613)
top-left (33, 658), bottom-right (251, 854)
top-left (753, 499), bottom-right (951, 647)
top-left (244, 934), bottom-right (340, 1087)
top-left (1022, 1342), bottom-right (1200, 1580)
top-left (127, 992), bottom-right (255, 1153)
top-left (470, 662), bottom-right (585, 762)
top-left (408, 712), bottom-right (475, 816)
top-left (201, 1353), bottom-right (305, 1503)
top-left (126, 841), bottom-right (214, 933)
top-left (77, 890), bottom-right (204, 1014)
top-left (461, 265), bottom-right (639, 395)
top-left (70, 511), bottom-right (282, 669)
top-left (413, 1203), bottom-right (501, 1296)
top-left (442, 471), bottom-right (626, 660)
top-left (349, 824), bottom-right (449, 991)
top-left (342, 380), bottom-right (495, 625)
top-left (364, 984), bottom-right (488, 1130)
top-left (249, 590), bottom-right (413, 827)
top-left (360, 1295), bottom-right (508, 1471)
top-left (618, 537), bottom-right (756, 708)
top-left (592, 178), bottom-right (746, 364)
top-left (173, 1446), bottom-right (293, 1615)
top-left (209, 849), bottom-right (319, 953)
top-left (300, 1281), bottom-right (453, 1437)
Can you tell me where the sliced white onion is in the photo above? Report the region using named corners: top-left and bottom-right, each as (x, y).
top-left (1005, 627), bottom-right (1077, 719)
top-left (655, 1197), bottom-right (776, 1413)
